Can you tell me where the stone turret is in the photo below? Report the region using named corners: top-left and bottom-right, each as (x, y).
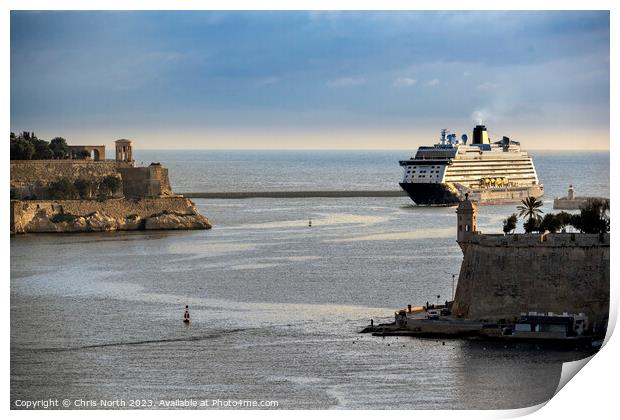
top-left (115, 139), bottom-right (134, 165)
top-left (456, 193), bottom-right (478, 251)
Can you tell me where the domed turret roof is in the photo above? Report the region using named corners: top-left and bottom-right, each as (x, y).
top-left (457, 195), bottom-right (477, 211)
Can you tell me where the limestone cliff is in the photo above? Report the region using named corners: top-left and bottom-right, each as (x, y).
top-left (11, 197), bottom-right (211, 234)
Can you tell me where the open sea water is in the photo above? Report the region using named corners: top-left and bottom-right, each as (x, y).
top-left (10, 150), bottom-right (609, 409)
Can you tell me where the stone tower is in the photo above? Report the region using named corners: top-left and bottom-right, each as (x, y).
top-left (115, 139), bottom-right (134, 165)
top-left (456, 194), bottom-right (477, 251)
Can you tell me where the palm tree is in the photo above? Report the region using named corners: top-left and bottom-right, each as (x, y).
top-left (517, 196), bottom-right (543, 221)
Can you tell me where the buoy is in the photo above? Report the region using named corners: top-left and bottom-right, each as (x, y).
top-left (308, 218), bottom-right (312, 227)
top-left (183, 305), bottom-right (190, 324)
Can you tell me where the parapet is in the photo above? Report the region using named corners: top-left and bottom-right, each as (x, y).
top-left (469, 232), bottom-right (609, 248)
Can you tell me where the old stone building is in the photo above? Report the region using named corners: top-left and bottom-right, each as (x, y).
top-left (68, 145), bottom-right (106, 161)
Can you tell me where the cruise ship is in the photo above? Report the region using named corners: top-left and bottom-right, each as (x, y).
top-left (399, 125), bottom-right (543, 206)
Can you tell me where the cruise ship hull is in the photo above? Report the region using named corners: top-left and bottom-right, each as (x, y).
top-left (399, 182), bottom-right (461, 206)
top-left (400, 182), bottom-right (544, 206)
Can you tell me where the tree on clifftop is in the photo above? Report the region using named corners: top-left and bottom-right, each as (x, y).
top-left (502, 214), bottom-right (518, 234)
top-left (50, 137), bottom-right (69, 159)
top-left (10, 131), bottom-right (56, 160)
top-left (539, 213), bottom-right (562, 234)
top-left (571, 199), bottom-right (610, 234)
top-left (11, 132), bottom-right (72, 160)
top-left (555, 211), bottom-right (573, 230)
top-left (523, 217), bottom-right (541, 234)
top-left (517, 196), bottom-right (543, 222)
top-left (10, 137), bottom-right (34, 160)
top-left (32, 139), bottom-right (53, 159)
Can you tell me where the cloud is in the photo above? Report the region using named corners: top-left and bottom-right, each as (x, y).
top-left (393, 77), bottom-right (418, 87)
top-left (425, 78), bottom-right (440, 86)
top-left (253, 77), bottom-right (280, 87)
top-left (326, 77), bottom-right (365, 87)
top-left (476, 82), bottom-right (498, 91)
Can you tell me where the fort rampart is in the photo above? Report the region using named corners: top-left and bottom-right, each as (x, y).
top-left (452, 233), bottom-right (609, 326)
top-left (10, 140), bottom-right (209, 234)
top-left (10, 160), bottom-right (127, 186)
top-left (10, 160), bottom-right (171, 199)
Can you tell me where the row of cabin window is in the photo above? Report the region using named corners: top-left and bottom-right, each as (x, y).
top-left (406, 169), bottom-right (441, 174)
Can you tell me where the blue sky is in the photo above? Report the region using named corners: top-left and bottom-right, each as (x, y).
top-left (11, 11), bottom-right (609, 150)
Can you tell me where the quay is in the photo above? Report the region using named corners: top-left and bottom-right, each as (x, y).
top-left (182, 190), bottom-right (407, 199)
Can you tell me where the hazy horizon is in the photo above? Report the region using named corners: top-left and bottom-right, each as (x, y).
top-left (11, 11), bottom-right (609, 151)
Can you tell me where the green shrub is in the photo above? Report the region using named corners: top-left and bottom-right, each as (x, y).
top-left (574, 199), bottom-right (610, 234)
top-left (50, 137), bottom-right (69, 159)
top-left (10, 138), bottom-right (35, 160)
top-left (74, 178), bottom-right (94, 199)
top-left (49, 178), bottom-right (78, 199)
top-left (99, 175), bottom-right (122, 196)
top-left (523, 217), bottom-right (540, 234)
top-left (539, 213), bottom-right (562, 233)
top-left (32, 139), bottom-right (53, 159)
top-left (502, 214), bottom-right (517, 234)
top-left (50, 213), bottom-right (77, 223)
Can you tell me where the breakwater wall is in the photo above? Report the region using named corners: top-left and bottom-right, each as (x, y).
top-left (183, 190), bottom-right (407, 199)
top-left (11, 197), bottom-right (211, 234)
top-left (553, 196), bottom-right (609, 210)
top-left (452, 233), bottom-right (609, 326)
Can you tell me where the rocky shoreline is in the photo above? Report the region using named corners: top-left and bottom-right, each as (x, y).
top-left (10, 197), bottom-right (211, 234)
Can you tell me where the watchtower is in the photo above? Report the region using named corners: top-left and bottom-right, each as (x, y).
top-left (115, 139), bottom-right (134, 165)
top-left (456, 193), bottom-right (477, 250)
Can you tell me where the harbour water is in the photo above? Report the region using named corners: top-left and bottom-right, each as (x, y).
top-left (10, 150), bottom-right (609, 409)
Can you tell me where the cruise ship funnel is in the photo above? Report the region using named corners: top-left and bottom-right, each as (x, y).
top-left (472, 125), bottom-right (490, 145)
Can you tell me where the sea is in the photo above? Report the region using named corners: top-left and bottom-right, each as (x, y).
top-left (10, 150), bottom-right (609, 409)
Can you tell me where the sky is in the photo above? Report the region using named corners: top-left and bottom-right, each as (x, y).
top-left (10, 11), bottom-right (610, 150)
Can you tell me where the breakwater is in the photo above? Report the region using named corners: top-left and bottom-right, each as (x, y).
top-left (182, 190), bottom-right (407, 199)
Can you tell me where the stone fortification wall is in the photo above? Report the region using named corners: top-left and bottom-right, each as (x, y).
top-left (11, 197), bottom-right (210, 234)
top-left (452, 233), bottom-right (609, 326)
top-left (10, 160), bottom-right (172, 200)
top-left (10, 160), bottom-right (129, 199)
top-left (11, 160), bottom-right (124, 185)
top-left (118, 165), bottom-right (173, 198)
